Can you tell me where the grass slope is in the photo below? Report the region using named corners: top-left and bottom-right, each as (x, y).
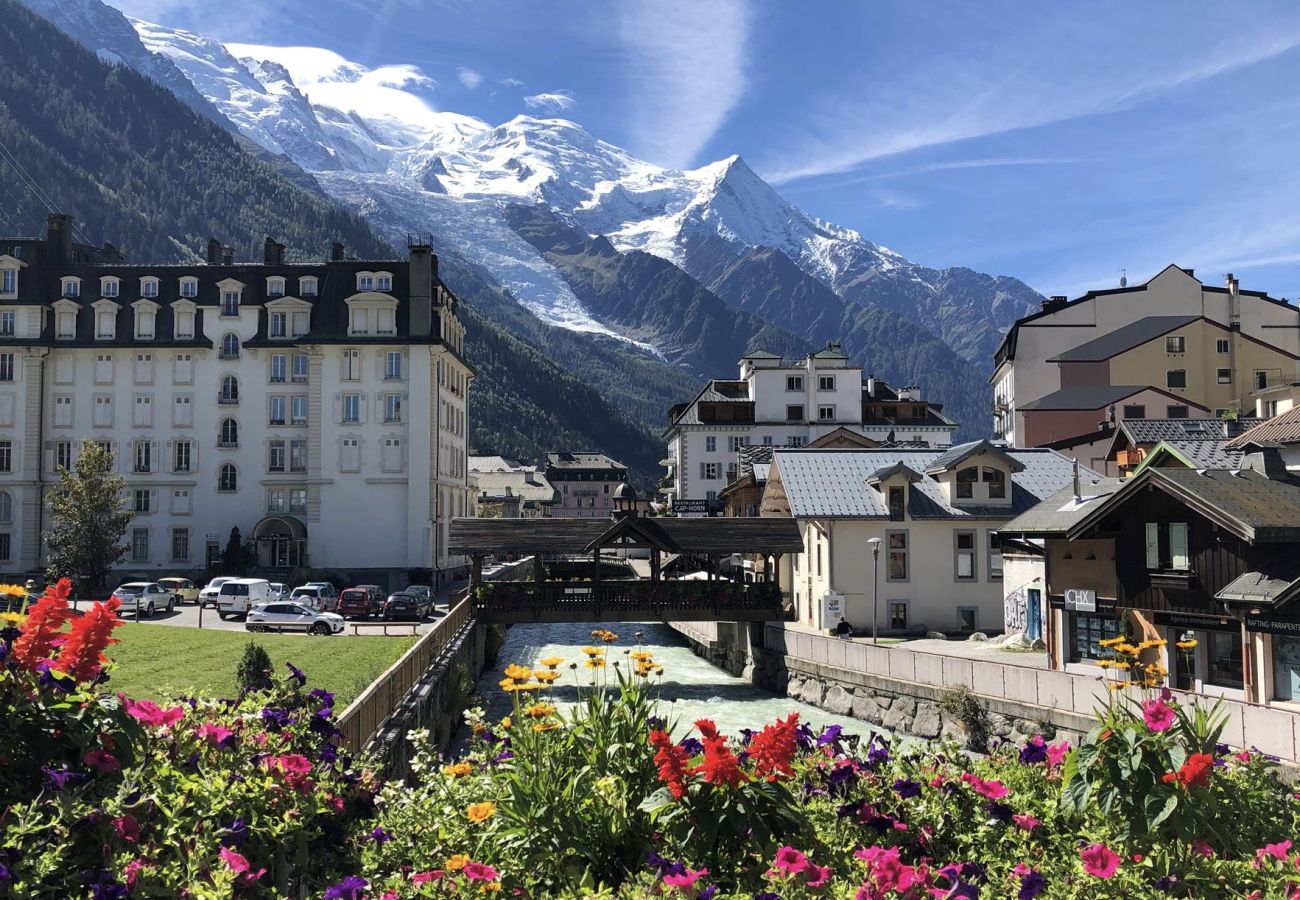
top-left (108, 624), bottom-right (415, 707)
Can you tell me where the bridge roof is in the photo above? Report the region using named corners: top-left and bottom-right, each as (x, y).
top-left (449, 515), bottom-right (803, 555)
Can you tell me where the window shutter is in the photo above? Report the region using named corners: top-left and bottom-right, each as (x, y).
top-left (375, 352), bottom-right (385, 380)
top-left (150, 490), bottom-right (158, 512)
top-left (1170, 523), bottom-right (1189, 571)
top-left (333, 393), bottom-right (342, 424)
top-left (360, 395), bottom-right (369, 424)
top-left (44, 447), bottom-right (53, 473)
top-left (1145, 522), bottom-right (1160, 570)
top-left (699, 462), bottom-right (706, 480)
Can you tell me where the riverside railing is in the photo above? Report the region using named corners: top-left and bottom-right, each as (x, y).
top-left (471, 579), bottom-right (785, 621)
top-left (335, 597), bottom-right (471, 755)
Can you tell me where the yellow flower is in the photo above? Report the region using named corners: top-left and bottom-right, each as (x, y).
top-left (480, 881), bottom-right (502, 893)
top-left (1176, 640), bottom-right (1198, 650)
top-left (524, 702), bottom-right (556, 719)
top-left (583, 657), bottom-right (605, 669)
top-left (0, 611), bottom-right (24, 627)
top-left (601, 631), bottom-right (619, 644)
top-left (511, 681), bottom-right (543, 693)
top-left (503, 663), bottom-right (533, 682)
top-left (498, 678), bottom-right (517, 692)
top-left (533, 670), bottom-right (560, 684)
top-left (443, 762), bottom-right (473, 778)
top-left (1106, 682), bottom-right (1127, 692)
top-left (581, 646), bottom-right (601, 658)
top-left (630, 650), bottom-right (653, 662)
top-left (1107, 661), bottom-right (1130, 671)
top-left (500, 717), bottom-right (511, 730)
top-left (466, 802), bottom-right (496, 824)
top-left (1114, 642), bottom-right (1140, 656)
top-left (445, 853), bottom-right (471, 871)
top-left (0, 584), bottom-right (26, 598)
top-left (1138, 639), bottom-right (1167, 650)
top-left (538, 656), bottom-right (565, 669)
top-left (533, 721), bottom-right (559, 732)
top-left (1098, 636), bottom-right (1125, 648)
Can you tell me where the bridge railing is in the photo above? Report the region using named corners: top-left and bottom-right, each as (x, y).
top-left (471, 579), bottom-right (784, 619)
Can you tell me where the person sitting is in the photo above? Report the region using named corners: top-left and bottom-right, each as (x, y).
top-left (834, 616), bottom-right (853, 640)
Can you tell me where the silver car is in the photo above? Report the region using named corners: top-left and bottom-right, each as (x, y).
top-left (112, 582), bottom-right (176, 618)
top-left (245, 602), bottom-right (345, 636)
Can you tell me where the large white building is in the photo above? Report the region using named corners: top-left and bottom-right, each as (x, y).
top-left (0, 215), bottom-right (474, 590)
top-left (663, 346), bottom-right (956, 511)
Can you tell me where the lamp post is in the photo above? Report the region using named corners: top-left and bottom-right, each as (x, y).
top-left (867, 537), bottom-right (882, 645)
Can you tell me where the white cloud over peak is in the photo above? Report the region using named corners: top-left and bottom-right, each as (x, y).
top-left (523, 89), bottom-right (577, 113)
top-left (616, 0), bottom-right (752, 169)
top-left (457, 67), bottom-right (483, 90)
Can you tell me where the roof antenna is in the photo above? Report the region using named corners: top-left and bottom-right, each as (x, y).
top-left (1119, 268), bottom-right (1127, 288)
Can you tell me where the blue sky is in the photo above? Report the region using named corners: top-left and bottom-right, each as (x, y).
top-left (109, 0), bottom-right (1300, 300)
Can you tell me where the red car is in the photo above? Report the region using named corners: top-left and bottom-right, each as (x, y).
top-left (336, 587), bottom-right (382, 619)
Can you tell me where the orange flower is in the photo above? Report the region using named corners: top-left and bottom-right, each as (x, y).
top-left (53, 596), bottom-right (122, 682)
top-left (10, 578), bottom-right (72, 672)
top-left (466, 802), bottom-right (496, 823)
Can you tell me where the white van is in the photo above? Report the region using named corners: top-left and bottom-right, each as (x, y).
top-left (216, 578), bottom-right (275, 619)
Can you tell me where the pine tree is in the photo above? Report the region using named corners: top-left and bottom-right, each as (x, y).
top-left (44, 440), bottom-right (133, 593)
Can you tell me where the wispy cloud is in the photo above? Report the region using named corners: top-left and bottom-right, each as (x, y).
top-left (499, 77), bottom-right (525, 88)
top-left (616, 0), bottom-right (752, 169)
top-left (763, 9), bottom-right (1300, 185)
top-left (456, 67), bottom-right (483, 90)
top-left (523, 89), bottom-right (577, 113)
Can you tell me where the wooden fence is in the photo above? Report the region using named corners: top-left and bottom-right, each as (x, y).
top-left (335, 597), bottom-right (471, 754)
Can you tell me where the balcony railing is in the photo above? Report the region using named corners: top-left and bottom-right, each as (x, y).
top-left (471, 579), bottom-right (786, 622)
top-left (217, 393), bottom-right (239, 405)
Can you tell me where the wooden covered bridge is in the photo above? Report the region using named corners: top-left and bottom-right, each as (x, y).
top-left (448, 512), bottom-right (801, 624)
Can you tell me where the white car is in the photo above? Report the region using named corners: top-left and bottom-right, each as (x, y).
top-left (199, 577), bottom-right (236, 608)
top-left (245, 602), bottom-right (345, 636)
top-left (269, 582), bottom-right (288, 600)
top-left (112, 582), bottom-right (175, 618)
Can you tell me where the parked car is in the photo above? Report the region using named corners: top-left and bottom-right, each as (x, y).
top-left (157, 577), bottom-right (199, 605)
top-left (337, 586), bottom-right (383, 619)
top-left (199, 577), bottom-right (236, 609)
top-left (216, 578), bottom-right (275, 619)
top-left (245, 602), bottom-right (345, 636)
top-left (290, 584), bottom-right (337, 611)
top-left (405, 585), bottom-right (433, 607)
top-left (268, 582), bottom-right (289, 601)
top-left (380, 591), bottom-right (424, 621)
top-left (112, 582), bottom-right (175, 618)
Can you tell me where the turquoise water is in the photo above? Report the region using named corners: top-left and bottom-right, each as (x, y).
top-left (472, 620), bottom-right (883, 740)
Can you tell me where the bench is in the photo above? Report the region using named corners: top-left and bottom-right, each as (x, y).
top-left (348, 622), bottom-right (421, 637)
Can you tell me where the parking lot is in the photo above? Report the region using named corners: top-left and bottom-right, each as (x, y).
top-left (109, 600), bottom-right (460, 636)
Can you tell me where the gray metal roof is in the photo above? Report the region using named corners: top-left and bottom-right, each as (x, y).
top-left (1002, 478), bottom-right (1125, 535)
top-left (1146, 439), bottom-right (1246, 471)
top-left (1046, 316), bottom-right (1201, 362)
top-left (1226, 406), bottom-right (1300, 448)
top-left (1143, 468), bottom-right (1300, 542)
top-left (771, 447), bottom-right (1089, 520)
top-left (472, 470), bottom-right (559, 504)
top-left (1120, 417), bottom-right (1261, 445)
top-left (1217, 550), bottom-right (1300, 607)
top-left (1019, 384), bottom-right (1206, 412)
top-left (924, 439), bottom-right (1025, 475)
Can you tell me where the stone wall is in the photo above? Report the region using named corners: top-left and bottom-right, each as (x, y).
top-left (672, 620), bottom-right (1091, 747)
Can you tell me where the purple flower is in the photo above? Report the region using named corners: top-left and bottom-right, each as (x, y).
top-left (317, 743), bottom-right (339, 765)
top-left (816, 724), bottom-right (844, 747)
top-left (646, 852), bottom-right (686, 877)
top-left (42, 765), bottom-right (86, 791)
top-left (795, 722), bottom-right (816, 749)
top-left (949, 882), bottom-right (981, 899)
top-left (221, 818), bottom-right (249, 848)
top-left (310, 708), bottom-right (339, 738)
top-left (36, 661), bottom-right (74, 693)
top-left (260, 707), bottom-right (291, 731)
top-left (493, 749), bottom-right (514, 763)
top-left (648, 716), bottom-right (666, 731)
top-left (368, 826), bottom-right (392, 843)
top-left (867, 740), bottom-right (890, 767)
top-left (1018, 870), bottom-right (1046, 900)
top-left (1019, 739), bottom-right (1048, 765)
top-left (893, 778), bottom-right (922, 799)
top-left (757, 894), bottom-right (781, 900)
top-left (323, 876), bottom-right (367, 900)
top-left (1153, 875), bottom-right (1178, 892)
top-left (0, 862), bottom-right (10, 884)
top-left (677, 737), bottom-right (704, 756)
top-left (699, 886), bottom-right (718, 900)
top-left (984, 801), bottom-right (1014, 823)
top-left (960, 861), bottom-right (988, 883)
top-left (309, 687), bottom-right (335, 708)
top-left (739, 727), bottom-right (756, 745)
top-left (827, 763), bottom-right (857, 794)
top-left (285, 662), bottom-right (307, 686)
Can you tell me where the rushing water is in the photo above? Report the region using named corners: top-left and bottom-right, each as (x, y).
top-left (470, 620), bottom-right (883, 740)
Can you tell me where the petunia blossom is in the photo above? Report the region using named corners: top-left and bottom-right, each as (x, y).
top-left (462, 862), bottom-right (500, 882)
top-left (1045, 741), bottom-right (1070, 767)
top-left (219, 847), bottom-right (250, 874)
top-left (123, 698), bottom-right (185, 729)
top-left (663, 866), bottom-right (708, 889)
top-left (773, 846), bottom-right (810, 875)
top-left (1142, 699), bottom-right (1176, 732)
top-left (84, 749), bottom-right (121, 774)
top-left (1013, 813), bottom-right (1041, 831)
top-left (113, 815), bottom-right (140, 843)
top-left (1080, 843), bottom-right (1121, 878)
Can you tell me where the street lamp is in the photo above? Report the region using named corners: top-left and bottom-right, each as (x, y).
top-left (867, 537), bottom-right (882, 645)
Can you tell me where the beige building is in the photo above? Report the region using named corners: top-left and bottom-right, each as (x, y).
top-left (993, 266), bottom-right (1300, 445)
top-left (468, 455), bottom-right (558, 518)
top-left (761, 442), bottom-right (1084, 636)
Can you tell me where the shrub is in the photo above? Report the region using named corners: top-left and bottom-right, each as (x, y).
top-left (236, 640), bottom-right (273, 693)
top-left (940, 683), bottom-right (991, 752)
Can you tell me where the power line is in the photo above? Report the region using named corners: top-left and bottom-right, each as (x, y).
top-left (0, 134), bottom-right (95, 245)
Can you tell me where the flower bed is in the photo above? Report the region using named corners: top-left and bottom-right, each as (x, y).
top-left (3, 585), bottom-right (1299, 897)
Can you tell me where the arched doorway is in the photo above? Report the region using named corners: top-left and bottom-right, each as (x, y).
top-left (252, 515), bottom-right (308, 569)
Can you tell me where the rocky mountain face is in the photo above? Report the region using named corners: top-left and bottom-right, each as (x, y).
top-left (22, 1), bottom-right (1040, 449)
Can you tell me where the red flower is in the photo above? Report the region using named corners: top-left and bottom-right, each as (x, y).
top-left (53, 597), bottom-right (121, 682)
top-left (1165, 752), bottom-right (1214, 789)
top-left (10, 579), bottom-right (73, 671)
top-left (649, 730), bottom-right (692, 799)
top-left (748, 713), bottom-right (800, 781)
top-left (695, 720), bottom-right (745, 788)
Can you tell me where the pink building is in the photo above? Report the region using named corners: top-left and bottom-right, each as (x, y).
top-left (1017, 385), bottom-right (1210, 448)
top-left (544, 452), bottom-right (629, 519)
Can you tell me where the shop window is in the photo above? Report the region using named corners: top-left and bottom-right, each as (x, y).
top-left (1070, 613), bottom-right (1121, 663)
top-left (1207, 630), bottom-right (1244, 690)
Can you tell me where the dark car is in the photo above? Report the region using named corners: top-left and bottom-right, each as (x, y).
top-left (337, 587), bottom-right (382, 619)
top-left (405, 585), bottom-right (433, 607)
top-left (381, 591), bottom-right (423, 621)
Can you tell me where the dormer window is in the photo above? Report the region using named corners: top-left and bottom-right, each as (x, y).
top-left (270, 311), bottom-right (287, 338)
top-left (61, 277), bottom-right (81, 298)
top-left (377, 307), bottom-right (395, 335)
top-left (299, 276), bottom-right (318, 297)
top-left (171, 300), bottom-right (195, 340)
top-left (376, 273), bottom-right (392, 292)
top-left (1, 270), bottom-right (15, 295)
top-left (140, 277), bottom-right (159, 298)
top-left (221, 291), bottom-right (240, 317)
top-left (350, 307), bottom-right (370, 335)
top-left (179, 277), bottom-right (198, 298)
top-left (101, 277), bottom-right (120, 298)
top-left (956, 466), bottom-right (978, 499)
top-left (292, 311), bottom-right (309, 337)
top-left (267, 277), bottom-right (285, 298)
top-left (357, 273), bottom-right (374, 291)
top-left (92, 299), bottom-right (117, 340)
top-left (982, 467), bottom-right (1006, 499)
top-left (53, 299), bottom-right (77, 340)
top-left (132, 300), bottom-right (158, 340)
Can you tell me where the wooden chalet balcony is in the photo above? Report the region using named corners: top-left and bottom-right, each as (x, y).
top-left (1116, 448), bottom-right (1145, 468)
top-left (1149, 569), bottom-right (1196, 592)
top-left (471, 579), bottom-right (788, 624)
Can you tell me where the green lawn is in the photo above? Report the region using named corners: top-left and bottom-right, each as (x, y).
top-left (107, 624), bottom-right (418, 708)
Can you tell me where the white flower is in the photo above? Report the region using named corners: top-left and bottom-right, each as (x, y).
top-left (406, 728), bottom-right (430, 744)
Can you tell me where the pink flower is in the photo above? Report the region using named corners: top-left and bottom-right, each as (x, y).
top-left (196, 722), bottom-right (236, 748)
top-left (1013, 863), bottom-right (1032, 877)
top-left (113, 814), bottom-right (140, 843)
top-left (1191, 840), bottom-right (1215, 859)
top-left (1080, 842), bottom-right (1121, 878)
top-left (1256, 840), bottom-right (1293, 866)
top-left (462, 862), bottom-right (500, 883)
top-left (773, 846), bottom-right (810, 875)
top-left (382, 894), bottom-right (398, 900)
top-left (124, 859), bottom-right (146, 889)
top-left (220, 847), bottom-right (250, 875)
top-left (1236, 751), bottom-right (1253, 763)
top-left (663, 866), bottom-right (707, 889)
top-left (806, 864), bottom-right (832, 888)
top-left (124, 698), bottom-right (185, 729)
top-left (1142, 699), bottom-right (1176, 732)
top-left (961, 773), bottom-right (1009, 799)
top-left (1046, 741), bottom-right (1070, 767)
top-left (84, 748), bottom-right (121, 774)
top-left (412, 871), bottom-right (444, 885)
top-left (1013, 814), bottom-right (1041, 831)
top-left (264, 753), bottom-right (313, 775)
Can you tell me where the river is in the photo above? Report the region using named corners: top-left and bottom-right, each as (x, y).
top-left (470, 620), bottom-right (883, 740)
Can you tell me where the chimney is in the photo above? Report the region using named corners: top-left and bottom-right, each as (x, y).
top-left (207, 238), bottom-right (221, 264)
top-left (1072, 458), bottom-right (1082, 503)
top-left (1241, 445), bottom-right (1288, 481)
top-left (1041, 295), bottom-right (1068, 312)
top-left (45, 213), bottom-right (73, 266)
top-left (263, 237), bottom-right (279, 265)
top-left (408, 239), bottom-right (434, 338)
top-left (222, 246), bottom-right (234, 266)
top-left (330, 241), bottom-right (345, 262)
top-left (867, 375), bottom-right (876, 397)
